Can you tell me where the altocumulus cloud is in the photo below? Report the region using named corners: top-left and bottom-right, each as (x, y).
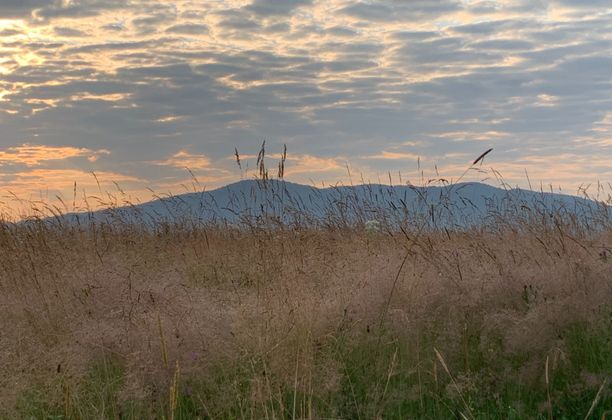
top-left (0, 0), bottom-right (610, 208)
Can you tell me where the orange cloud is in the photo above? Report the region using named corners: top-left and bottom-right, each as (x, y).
top-left (151, 150), bottom-right (211, 170)
top-left (0, 144), bottom-right (110, 166)
top-left (367, 150), bottom-right (421, 160)
top-left (284, 154), bottom-right (345, 176)
top-left (434, 131), bottom-right (510, 141)
top-left (0, 168), bottom-right (148, 219)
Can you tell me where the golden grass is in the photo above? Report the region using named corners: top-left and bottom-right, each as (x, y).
top-left (0, 216), bottom-right (610, 416)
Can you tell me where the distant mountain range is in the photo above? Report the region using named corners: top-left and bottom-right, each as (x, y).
top-left (50, 179), bottom-right (611, 230)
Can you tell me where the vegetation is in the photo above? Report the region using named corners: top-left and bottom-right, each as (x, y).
top-left (0, 154), bottom-right (610, 418)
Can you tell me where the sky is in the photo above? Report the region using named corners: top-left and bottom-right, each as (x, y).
top-left (0, 0), bottom-right (611, 214)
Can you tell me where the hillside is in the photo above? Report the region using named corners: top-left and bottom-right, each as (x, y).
top-left (54, 179), bottom-right (610, 229)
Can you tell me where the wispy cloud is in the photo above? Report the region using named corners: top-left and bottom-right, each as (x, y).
top-left (0, 144), bottom-right (110, 166)
top-left (152, 150), bottom-right (211, 170)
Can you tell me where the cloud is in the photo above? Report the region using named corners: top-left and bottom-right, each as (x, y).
top-left (283, 154), bottom-right (345, 177)
top-left (0, 169), bottom-right (143, 205)
top-left (63, 40), bottom-right (160, 54)
top-left (0, 28), bottom-right (24, 37)
top-left (165, 23), bottom-right (209, 35)
top-left (552, 0), bottom-right (612, 7)
top-left (467, 1), bottom-right (499, 14)
top-left (451, 19), bottom-right (530, 35)
top-left (152, 150), bottom-right (211, 170)
top-left (215, 9), bottom-right (261, 32)
top-left (340, 0), bottom-right (461, 22)
top-left (0, 144), bottom-right (110, 167)
top-left (339, 3), bottom-right (394, 21)
top-left (326, 25), bottom-right (358, 37)
top-left (53, 27), bottom-right (88, 37)
top-left (470, 39), bottom-right (533, 51)
top-left (245, 0), bottom-right (313, 16)
top-left (367, 151), bottom-right (423, 161)
top-left (390, 31), bottom-right (438, 41)
top-left (0, 0), bottom-right (133, 23)
top-left (101, 21), bottom-right (126, 32)
top-left (0, 0), bottom-right (52, 18)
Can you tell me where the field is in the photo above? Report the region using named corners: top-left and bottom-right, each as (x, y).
top-left (0, 188), bottom-right (611, 419)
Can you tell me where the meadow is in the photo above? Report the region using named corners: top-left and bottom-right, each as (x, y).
top-left (0, 171), bottom-right (610, 419)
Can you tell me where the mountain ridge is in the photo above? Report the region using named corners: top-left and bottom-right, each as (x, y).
top-left (46, 179), bottom-right (610, 230)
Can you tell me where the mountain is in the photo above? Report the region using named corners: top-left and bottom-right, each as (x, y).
top-left (51, 179), bottom-right (611, 230)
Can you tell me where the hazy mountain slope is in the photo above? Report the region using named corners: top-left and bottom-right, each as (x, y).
top-left (55, 180), bottom-right (610, 229)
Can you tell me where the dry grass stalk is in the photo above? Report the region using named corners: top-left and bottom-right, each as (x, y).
top-left (434, 348), bottom-right (475, 420)
top-left (584, 379), bottom-right (608, 420)
top-left (545, 355), bottom-right (553, 420)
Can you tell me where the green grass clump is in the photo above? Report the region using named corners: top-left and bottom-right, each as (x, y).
top-left (17, 353), bottom-right (126, 419)
top-left (12, 319), bottom-right (610, 419)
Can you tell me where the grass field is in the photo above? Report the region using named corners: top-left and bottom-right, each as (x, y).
top-left (0, 202), bottom-right (610, 419)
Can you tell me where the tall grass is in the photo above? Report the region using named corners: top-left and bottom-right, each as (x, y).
top-left (0, 149), bottom-right (610, 418)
